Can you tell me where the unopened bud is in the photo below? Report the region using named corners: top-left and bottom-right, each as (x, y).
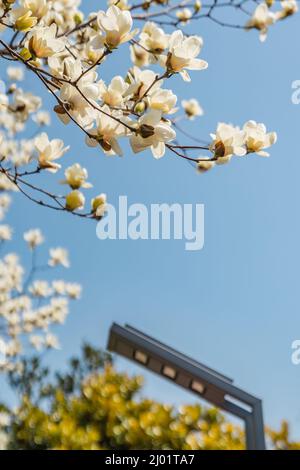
top-left (19, 48), bottom-right (32, 61)
top-left (74, 12), bottom-right (83, 25)
top-left (194, 0), bottom-right (202, 12)
top-left (66, 190), bottom-right (85, 211)
top-left (134, 102), bottom-right (146, 114)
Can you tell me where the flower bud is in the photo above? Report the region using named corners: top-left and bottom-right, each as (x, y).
top-left (194, 0), bottom-right (202, 12)
top-left (74, 12), bottom-right (83, 25)
top-left (197, 161), bottom-right (215, 173)
top-left (134, 102), bottom-right (146, 114)
top-left (19, 47), bottom-right (32, 61)
top-left (65, 190), bottom-right (85, 211)
top-left (91, 193), bottom-right (107, 218)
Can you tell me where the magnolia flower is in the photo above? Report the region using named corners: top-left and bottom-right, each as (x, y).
top-left (86, 106), bottom-right (126, 156)
top-left (35, 133), bottom-right (69, 172)
top-left (210, 123), bottom-right (246, 164)
top-left (7, 67), bottom-right (24, 82)
top-left (130, 43), bottom-right (150, 67)
top-left (12, 89), bottom-right (41, 118)
top-left (130, 110), bottom-right (176, 159)
top-left (97, 5), bottom-right (138, 48)
top-left (99, 76), bottom-right (129, 107)
top-left (176, 8), bottom-right (193, 25)
top-left (126, 68), bottom-right (161, 100)
top-left (30, 335), bottom-right (44, 351)
top-left (197, 160), bottom-right (215, 173)
top-left (243, 121), bottom-right (277, 156)
top-left (20, 0), bottom-right (49, 19)
top-left (91, 193), bottom-right (107, 218)
top-left (29, 280), bottom-right (52, 297)
top-left (65, 283), bottom-right (81, 299)
top-left (52, 280), bottom-right (66, 295)
top-left (45, 333), bottom-right (60, 349)
top-left (164, 30), bottom-right (208, 81)
top-left (276, 0), bottom-right (298, 20)
top-left (182, 99), bottom-right (203, 119)
top-left (139, 22), bottom-right (169, 53)
top-left (246, 4), bottom-right (275, 42)
top-left (148, 88), bottom-right (177, 114)
top-left (57, 58), bottom-right (100, 126)
top-left (26, 24), bottom-right (66, 58)
top-left (33, 111), bottom-right (51, 126)
top-left (49, 248), bottom-right (70, 268)
top-left (60, 163), bottom-right (92, 189)
top-left (24, 229), bottom-right (44, 248)
top-left (0, 225), bottom-right (12, 241)
top-left (65, 190), bottom-right (85, 211)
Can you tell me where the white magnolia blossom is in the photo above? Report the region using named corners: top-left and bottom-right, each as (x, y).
top-left (148, 88), bottom-right (178, 115)
top-left (0, 225), bottom-right (12, 241)
top-left (7, 67), bottom-right (24, 82)
top-left (48, 247), bottom-right (70, 268)
top-left (0, 1), bottom-right (284, 227)
top-left (45, 332), bottom-right (60, 349)
top-left (210, 123), bottom-right (247, 164)
top-left (33, 111), bottom-right (51, 127)
top-left (246, 4), bottom-right (275, 42)
top-left (276, 0), bottom-right (298, 20)
top-left (60, 163), bottom-right (92, 189)
top-left (86, 106), bottom-right (126, 156)
top-left (26, 24), bottom-right (67, 58)
top-left (35, 132), bottom-right (69, 172)
top-left (20, 0), bottom-right (50, 19)
top-left (182, 99), bottom-right (204, 119)
top-left (29, 280), bottom-right (52, 298)
top-left (24, 229), bottom-right (44, 249)
top-left (99, 76), bottom-right (129, 107)
top-left (131, 110), bottom-right (176, 159)
top-left (163, 30), bottom-right (208, 81)
top-left (243, 120), bottom-right (277, 156)
top-left (176, 8), bottom-right (193, 25)
top-left (0, 199), bottom-right (80, 371)
top-left (96, 5), bottom-right (138, 48)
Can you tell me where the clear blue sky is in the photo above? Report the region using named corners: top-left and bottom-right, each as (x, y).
top-left (2, 1), bottom-right (300, 439)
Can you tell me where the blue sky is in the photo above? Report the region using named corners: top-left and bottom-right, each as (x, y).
top-left (1, 1), bottom-right (300, 440)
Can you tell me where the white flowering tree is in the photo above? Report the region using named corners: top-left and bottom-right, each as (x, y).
top-left (0, 0), bottom-right (296, 218)
top-left (0, 188), bottom-right (81, 373)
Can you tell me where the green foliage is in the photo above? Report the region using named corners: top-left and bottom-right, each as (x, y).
top-left (0, 343), bottom-right (298, 450)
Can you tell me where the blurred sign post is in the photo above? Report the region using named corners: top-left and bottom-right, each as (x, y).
top-left (107, 323), bottom-right (266, 450)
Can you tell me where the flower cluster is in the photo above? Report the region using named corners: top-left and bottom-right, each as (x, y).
top-left (197, 120), bottom-right (277, 172)
top-left (0, 195), bottom-right (81, 371)
top-left (0, 0), bottom-right (291, 217)
top-left (246, 1), bottom-right (298, 42)
top-left (0, 69), bottom-right (107, 217)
